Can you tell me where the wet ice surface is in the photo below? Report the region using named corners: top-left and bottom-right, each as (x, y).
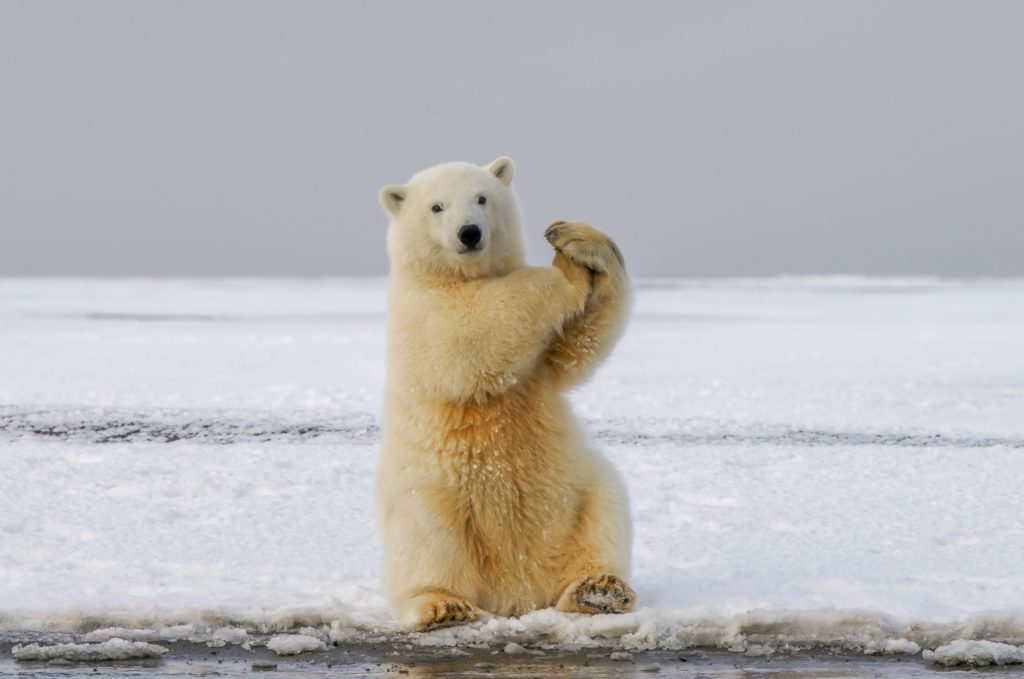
top-left (2, 277), bottom-right (1024, 662)
top-left (4, 642), bottom-right (1024, 677)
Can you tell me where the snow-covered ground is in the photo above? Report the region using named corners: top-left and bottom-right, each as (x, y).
top-left (1, 277), bottom-right (1023, 659)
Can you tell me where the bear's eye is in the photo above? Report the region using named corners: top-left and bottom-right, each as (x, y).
top-left (431, 204), bottom-right (443, 214)
top-left (478, 195), bottom-right (487, 205)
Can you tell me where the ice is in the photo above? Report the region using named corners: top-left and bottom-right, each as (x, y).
top-left (83, 625), bottom-right (196, 643)
top-left (879, 639), bottom-right (921, 655)
top-left (923, 639), bottom-right (1024, 667)
top-left (590, 612), bottom-right (640, 638)
top-left (12, 638), bottom-right (168, 661)
top-left (208, 627), bottom-right (251, 648)
top-left (1, 277), bottom-right (1023, 655)
top-left (265, 633), bottom-right (327, 655)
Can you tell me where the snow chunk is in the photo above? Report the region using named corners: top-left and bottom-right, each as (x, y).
top-left (882, 638), bottom-right (921, 655)
top-left (13, 638), bottom-right (168, 661)
top-left (863, 637), bottom-right (921, 655)
top-left (590, 612), bottom-right (640, 638)
top-left (85, 624), bottom-right (194, 642)
top-left (208, 626), bottom-right (249, 647)
top-left (265, 633), bottom-right (326, 655)
top-left (924, 640), bottom-right (1024, 667)
top-left (503, 642), bottom-right (542, 655)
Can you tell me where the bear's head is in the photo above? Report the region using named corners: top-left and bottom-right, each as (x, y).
top-left (380, 157), bottom-right (524, 279)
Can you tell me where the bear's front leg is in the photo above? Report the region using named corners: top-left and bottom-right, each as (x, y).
top-left (407, 588), bottom-right (480, 631)
top-left (543, 221), bottom-right (631, 388)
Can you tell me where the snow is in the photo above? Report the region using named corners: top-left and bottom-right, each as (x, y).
top-left (1, 277), bottom-right (1024, 656)
top-left (11, 638), bottom-right (168, 661)
top-left (265, 633), bottom-right (326, 655)
top-left (874, 638), bottom-right (922, 655)
top-left (80, 624), bottom-right (250, 648)
top-left (923, 639), bottom-right (1024, 667)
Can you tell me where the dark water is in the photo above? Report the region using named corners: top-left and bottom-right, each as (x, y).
top-left (2, 643), bottom-right (1019, 678)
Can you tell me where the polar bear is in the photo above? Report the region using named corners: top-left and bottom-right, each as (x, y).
top-left (377, 157), bottom-right (634, 630)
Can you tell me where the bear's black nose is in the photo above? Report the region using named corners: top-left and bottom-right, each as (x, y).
top-left (458, 224), bottom-right (482, 248)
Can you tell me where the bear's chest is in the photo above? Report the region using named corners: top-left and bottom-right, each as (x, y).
top-left (430, 396), bottom-right (566, 522)
top-left (425, 385), bottom-right (553, 459)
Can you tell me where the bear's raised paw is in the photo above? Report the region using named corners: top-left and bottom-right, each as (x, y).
top-left (557, 573), bottom-right (637, 615)
top-left (545, 221), bottom-right (624, 274)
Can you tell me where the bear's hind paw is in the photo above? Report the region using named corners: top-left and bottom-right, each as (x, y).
top-left (557, 573), bottom-right (636, 615)
top-left (411, 592), bottom-right (479, 631)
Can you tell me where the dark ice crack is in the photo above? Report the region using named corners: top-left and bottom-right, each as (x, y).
top-left (1, 405), bottom-right (1020, 449)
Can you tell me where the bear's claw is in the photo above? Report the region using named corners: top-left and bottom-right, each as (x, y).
top-left (562, 573), bottom-right (636, 614)
top-left (545, 221), bottom-right (624, 273)
top-left (414, 595), bottom-right (478, 631)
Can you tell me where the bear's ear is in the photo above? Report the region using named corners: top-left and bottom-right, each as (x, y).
top-left (485, 156), bottom-right (515, 186)
top-left (379, 185), bottom-right (407, 217)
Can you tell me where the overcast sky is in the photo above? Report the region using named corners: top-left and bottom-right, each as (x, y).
top-left (1, 1), bottom-right (1021, 277)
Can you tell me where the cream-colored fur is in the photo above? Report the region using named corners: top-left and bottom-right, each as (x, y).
top-left (377, 157), bottom-right (634, 630)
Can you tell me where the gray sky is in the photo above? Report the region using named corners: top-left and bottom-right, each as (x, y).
top-left (1, 1), bottom-right (1021, 277)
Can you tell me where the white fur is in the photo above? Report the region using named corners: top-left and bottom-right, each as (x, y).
top-left (376, 157), bottom-right (634, 629)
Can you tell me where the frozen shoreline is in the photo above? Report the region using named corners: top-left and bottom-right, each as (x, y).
top-left (3, 605), bottom-right (1024, 656)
